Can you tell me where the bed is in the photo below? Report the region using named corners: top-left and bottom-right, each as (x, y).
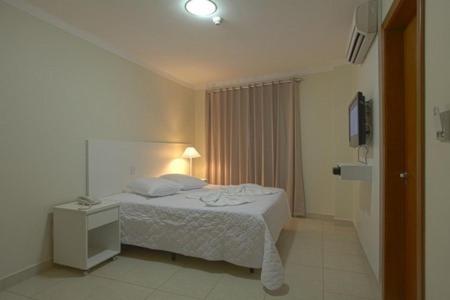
top-left (87, 140), bottom-right (290, 290)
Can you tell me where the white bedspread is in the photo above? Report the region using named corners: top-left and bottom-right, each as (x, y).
top-left (103, 185), bottom-right (291, 290)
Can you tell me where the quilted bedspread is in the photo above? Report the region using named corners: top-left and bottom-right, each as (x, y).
top-left (103, 185), bottom-right (291, 290)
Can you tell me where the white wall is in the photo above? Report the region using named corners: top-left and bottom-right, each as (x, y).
top-left (300, 66), bottom-right (357, 220)
top-left (425, 0), bottom-right (450, 298)
top-left (352, 36), bottom-right (381, 280)
top-left (0, 2), bottom-right (195, 280)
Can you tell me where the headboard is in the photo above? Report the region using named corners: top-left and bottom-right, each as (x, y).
top-left (87, 139), bottom-right (189, 198)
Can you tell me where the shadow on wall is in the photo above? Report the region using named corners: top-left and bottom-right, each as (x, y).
top-left (41, 212), bottom-right (53, 264)
top-left (357, 181), bottom-right (372, 214)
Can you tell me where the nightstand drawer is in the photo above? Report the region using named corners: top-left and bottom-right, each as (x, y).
top-left (87, 208), bottom-right (118, 230)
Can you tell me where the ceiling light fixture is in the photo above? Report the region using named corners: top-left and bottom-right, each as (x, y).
top-left (185, 0), bottom-right (217, 17)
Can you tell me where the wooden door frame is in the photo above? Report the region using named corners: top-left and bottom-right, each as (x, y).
top-left (380, 0), bottom-right (425, 299)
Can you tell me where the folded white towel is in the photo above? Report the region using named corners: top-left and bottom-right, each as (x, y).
top-left (224, 184), bottom-right (280, 196)
top-left (187, 184), bottom-right (280, 207)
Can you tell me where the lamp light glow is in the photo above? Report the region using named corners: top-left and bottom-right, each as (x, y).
top-left (182, 146), bottom-right (201, 176)
top-left (185, 0), bottom-right (217, 17)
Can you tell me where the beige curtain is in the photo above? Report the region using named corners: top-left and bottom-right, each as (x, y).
top-left (205, 80), bottom-right (305, 216)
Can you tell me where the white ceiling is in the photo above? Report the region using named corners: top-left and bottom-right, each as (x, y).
top-left (9, 0), bottom-right (367, 88)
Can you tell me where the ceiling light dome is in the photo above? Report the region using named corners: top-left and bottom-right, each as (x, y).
top-left (185, 0), bottom-right (217, 17)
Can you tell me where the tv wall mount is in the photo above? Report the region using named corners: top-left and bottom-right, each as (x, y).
top-left (364, 99), bottom-right (373, 145)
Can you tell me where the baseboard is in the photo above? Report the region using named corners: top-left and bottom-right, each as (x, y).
top-left (0, 260), bottom-right (53, 291)
top-left (306, 213), bottom-right (335, 221)
top-left (331, 217), bottom-right (354, 225)
top-left (306, 213), bottom-right (353, 225)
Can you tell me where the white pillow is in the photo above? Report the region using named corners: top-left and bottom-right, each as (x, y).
top-left (160, 174), bottom-right (207, 190)
top-left (126, 177), bottom-right (182, 197)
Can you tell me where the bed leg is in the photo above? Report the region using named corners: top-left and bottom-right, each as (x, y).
top-left (249, 268), bottom-right (254, 274)
top-left (171, 253), bottom-right (176, 261)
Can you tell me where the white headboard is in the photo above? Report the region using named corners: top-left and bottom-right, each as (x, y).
top-left (87, 139), bottom-right (189, 198)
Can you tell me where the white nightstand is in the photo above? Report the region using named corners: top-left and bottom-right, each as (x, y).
top-left (53, 201), bottom-right (121, 273)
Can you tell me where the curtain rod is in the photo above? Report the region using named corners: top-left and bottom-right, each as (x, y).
top-left (206, 77), bottom-right (302, 93)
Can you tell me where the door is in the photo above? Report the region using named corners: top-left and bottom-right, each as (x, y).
top-left (403, 16), bottom-right (419, 300)
top-left (381, 0), bottom-right (424, 299)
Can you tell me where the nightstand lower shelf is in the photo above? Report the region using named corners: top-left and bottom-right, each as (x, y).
top-left (87, 249), bottom-right (120, 269)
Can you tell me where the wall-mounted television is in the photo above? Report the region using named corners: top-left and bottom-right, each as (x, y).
top-left (349, 92), bottom-right (366, 147)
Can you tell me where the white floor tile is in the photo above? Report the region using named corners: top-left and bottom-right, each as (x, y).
top-left (278, 230), bottom-right (323, 251)
top-left (0, 291), bottom-right (31, 300)
top-left (324, 292), bottom-right (374, 300)
top-left (324, 230), bottom-right (359, 243)
top-left (147, 291), bottom-right (197, 300)
top-left (91, 256), bottom-right (180, 288)
top-left (6, 267), bottom-right (82, 297)
top-left (32, 275), bottom-right (96, 300)
top-left (207, 274), bottom-right (265, 300)
top-left (324, 239), bottom-right (363, 256)
top-left (4, 218), bottom-right (380, 300)
top-left (32, 276), bottom-right (153, 300)
top-left (277, 227), bottom-right (323, 269)
top-left (121, 262), bottom-right (180, 289)
top-left (324, 269), bottom-right (377, 299)
top-left (324, 252), bottom-right (370, 274)
top-left (283, 218), bottom-right (324, 232)
top-left (85, 277), bottom-right (154, 300)
top-left (279, 245), bottom-right (323, 267)
top-left (159, 268), bottom-right (223, 299)
top-left (265, 265), bottom-right (323, 300)
top-left (91, 256), bottom-right (141, 280)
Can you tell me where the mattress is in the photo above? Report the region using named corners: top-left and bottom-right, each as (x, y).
top-left (102, 185), bottom-right (291, 290)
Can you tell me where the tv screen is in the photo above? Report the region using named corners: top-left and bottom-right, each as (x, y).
top-left (349, 92), bottom-right (366, 147)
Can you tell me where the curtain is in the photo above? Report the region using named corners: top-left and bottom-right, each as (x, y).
top-left (205, 80), bottom-right (306, 216)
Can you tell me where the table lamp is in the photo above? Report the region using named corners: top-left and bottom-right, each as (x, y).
top-left (182, 146), bottom-right (201, 176)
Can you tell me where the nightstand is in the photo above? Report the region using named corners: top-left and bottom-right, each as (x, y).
top-left (53, 201), bottom-right (121, 273)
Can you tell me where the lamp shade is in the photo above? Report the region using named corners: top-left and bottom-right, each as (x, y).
top-left (182, 146), bottom-right (201, 159)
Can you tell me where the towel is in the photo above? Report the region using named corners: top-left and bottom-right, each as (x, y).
top-left (187, 184), bottom-right (280, 207)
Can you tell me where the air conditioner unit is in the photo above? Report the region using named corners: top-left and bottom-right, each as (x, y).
top-left (346, 0), bottom-right (378, 64)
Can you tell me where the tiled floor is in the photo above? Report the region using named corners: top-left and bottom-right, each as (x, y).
top-left (2, 218), bottom-right (379, 300)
